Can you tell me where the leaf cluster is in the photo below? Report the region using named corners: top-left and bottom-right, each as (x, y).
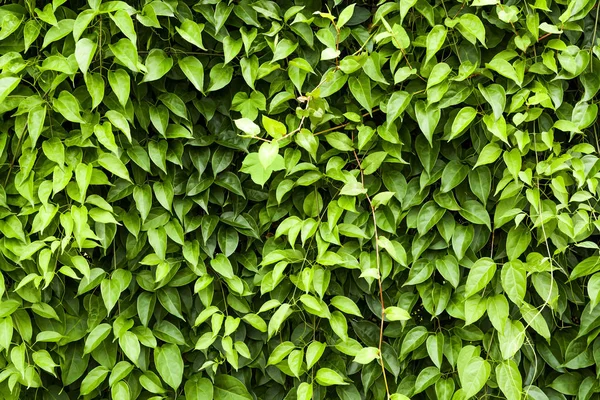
top-left (0, 0), bottom-right (600, 399)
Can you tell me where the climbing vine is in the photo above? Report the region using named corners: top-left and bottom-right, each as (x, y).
top-left (0, 0), bottom-right (600, 399)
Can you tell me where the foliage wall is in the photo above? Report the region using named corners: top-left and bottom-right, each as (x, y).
top-left (0, 0), bottom-right (599, 399)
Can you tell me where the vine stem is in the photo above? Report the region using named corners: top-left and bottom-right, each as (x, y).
top-left (537, 32), bottom-right (552, 42)
top-left (592, 2), bottom-right (600, 71)
top-left (275, 71), bottom-right (333, 142)
top-left (4, 134), bottom-right (25, 187)
top-left (352, 138), bottom-right (391, 400)
top-left (314, 109), bottom-right (380, 136)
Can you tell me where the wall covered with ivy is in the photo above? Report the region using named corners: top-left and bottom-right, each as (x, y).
top-left (0, 0), bottom-right (599, 399)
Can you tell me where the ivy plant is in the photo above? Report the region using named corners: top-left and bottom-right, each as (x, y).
top-left (0, 0), bottom-right (600, 399)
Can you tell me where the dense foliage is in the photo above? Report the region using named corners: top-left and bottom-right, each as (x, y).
top-left (1, 0), bottom-right (600, 399)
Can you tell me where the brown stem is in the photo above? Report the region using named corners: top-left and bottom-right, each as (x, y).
top-left (275, 73), bottom-right (335, 142)
top-left (276, 98), bottom-right (311, 141)
top-left (314, 109), bottom-right (380, 136)
top-left (334, 22), bottom-right (341, 68)
top-left (4, 133), bottom-right (25, 187)
top-left (352, 137), bottom-right (391, 400)
top-left (538, 32), bottom-right (552, 42)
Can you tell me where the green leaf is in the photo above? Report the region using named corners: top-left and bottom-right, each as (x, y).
top-left (234, 118), bottom-right (260, 136)
top-left (479, 83), bottom-right (506, 121)
top-left (468, 167), bottom-right (492, 205)
top-left (459, 200), bottom-right (491, 229)
top-left (400, 326), bottom-right (428, 359)
top-left (94, 122), bottom-right (118, 154)
top-left (208, 63), bottom-right (234, 92)
top-left (458, 14), bottom-right (487, 47)
top-left (465, 258), bottom-right (496, 297)
top-left (262, 115), bottom-right (287, 139)
top-left (414, 366), bottom-right (441, 394)
top-left (306, 341), bottom-right (326, 369)
top-left (571, 256), bottom-right (600, 280)
top-left (496, 360), bottom-right (523, 400)
top-left (426, 25), bottom-right (447, 63)
top-left (487, 295), bottom-right (509, 333)
top-left (0, 75), bottom-right (20, 104)
top-left (415, 101), bottom-right (440, 144)
top-left (336, 4), bottom-right (355, 28)
top-left (43, 19), bottom-right (74, 48)
top-left (417, 201), bottom-right (445, 235)
top-left (520, 302), bottom-right (551, 340)
top-left (53, 91), bottom-right (84, 123)
top-left (450, 107), bottom-right (477, 139)
top-left (157, 287), bottom-right (185, 320)
top-left (436, 256), bottom-right (460, 288)
top-left (353, 347), bottom-right (379, 364)
top-left (75, 38), bottom-right (97, 75)
top-left (315, 368), bottom-right (348, 386)
top-left (240, 56), bottom-right (259, 89)
top-left (267, 341), bottom-right (295, 366)
top-left (501, 261), bottom-right (527, 305)
top-left (108, 69), bottom-right (131, 108)
top-left (272, 39), bottom-right (298, 62)
top-left (427, 63), bottom-right (451, 89)
top-left (224, 36), bottom-right (243, 64)
top-left (441, 161), bottom-right (469, 193)
top-left (119, 331), bottom-right (141, 365)
top-left (475, 143), bottom-right (503, 167)
top-left (142, 49), bottom-right (173, 82)
top-left (85, 72), bottom-right (105, 109)
top-left (105, 110), bottom-right (131, 142)
top-left (110, 10), bottom-right (137, 44)
top-left (386, 91), bottom-right (412, 125)
top-left (268, 303), bottom-right (291, 339)
top-left (80, 366), bottom-right (109, 395)
top-left (155, 344), bottom-right (184, 390)
top-left (487, 58), bottom-right (522, 86)
top-left (32, 350), bottom-right (58, 376)
top-left (133, 185), bottom-right (152, 223)
top-left (506, 225), bottom-right (531, 260)
top-left (109, 38), bottom-right (141, 72)
top-left (385, 306), bottom-right (411, 321)
top-left (349, 74), bottom-right (372, 114)
top-left (176, 20), bottom-right (206, 50)
top-left (100, 278), bottom-right (121, 314)
top-left (588, 273), bottom-right (600, 310)
top-left (331, 296), bottom-right (362, 317)
top-left (210, 254), bottom-right (235, 279)
top-left (185, 377), bottom-right (214, 399)
top-left (459, 355), bottom-right (490, 397)
top-left (426, 333), bottom-right (444, 369)
top-left (179, 57), bottom-right (205, 93)
top-left (213, 375), bottom-right (253, 400)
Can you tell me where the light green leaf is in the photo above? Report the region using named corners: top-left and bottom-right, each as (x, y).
top-left (458, 14), bottom-right (487, 47)
top-left (142, 49), bottom-right (173, 82)
top-left (80, 366), bottom-right (109, 396)
top-left (348, 74), bottom-right (372, 114)
top-left (176, 20), bottom-right (206, 50)
top-left (208, 63), bottom-right (234, 92)
top-left (109, 38), bottom-right (140, 72)
top-left (213, 375), bottom-right (252, 400)
top-left (315, 368), bottom-right (348, 386)
top-left (496, 360), bottom-right (523, 400)
top-left (75, 38), bottom-right (97, 75)
top-left (108, 69), bottom-right (131, 108)
top-left (426, 25), bottom-right (447, 63)
top-left (450, 107), bottom-right (477, 139)
top-left (179, 56), bottom-right (205, 93)
top-left (155, 344), bottom-right (184, 390)
top-left (465, 258), bottom-right (496, 297)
